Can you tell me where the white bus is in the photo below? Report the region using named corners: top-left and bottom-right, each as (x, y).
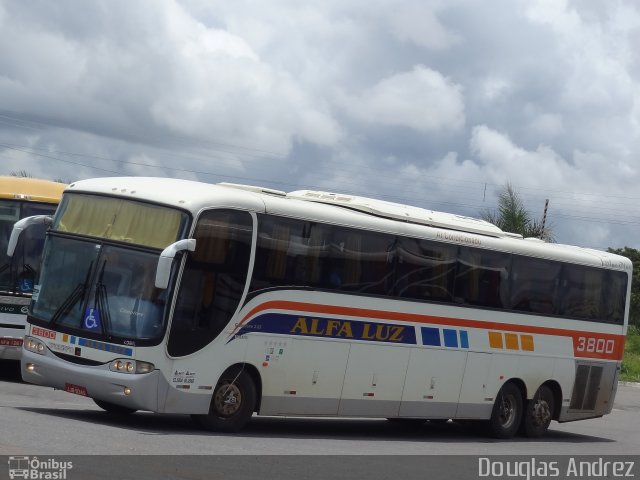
top-left (0, 176), bottom-right (64, 360)
top-left (11, 177), bottom-right (631, 438)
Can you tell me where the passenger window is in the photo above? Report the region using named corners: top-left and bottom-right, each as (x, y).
top-left (455, 248), bottom-right (510, 308)
top-left (510, 256), bottom-right (561, 314)
top-left (559, 265), bottom-right (604, 320)
top-left (251, 216), bottom-right (329, 292)
top-left (326, 227), bottom-right (395, 295)
top-left (168, 210), bottom-right (253, 357)
top-left (602, 271), bottom-right (627, 324)
top-left (395, 238), bottom-right (456, 302)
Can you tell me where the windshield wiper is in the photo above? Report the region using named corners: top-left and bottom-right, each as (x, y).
top-left (50, 261), bottom-right (94, 326)
top-left (94, 259), bottom-right (112, 338)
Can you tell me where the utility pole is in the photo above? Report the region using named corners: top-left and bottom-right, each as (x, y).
top-left (541, 199), bottom-right (549, 239)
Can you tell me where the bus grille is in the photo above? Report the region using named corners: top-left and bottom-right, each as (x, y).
top-left (51, 351), bottom-right (104, 366)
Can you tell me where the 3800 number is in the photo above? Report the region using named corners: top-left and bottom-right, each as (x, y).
top-left (576, 336), bottom-right (615, 354)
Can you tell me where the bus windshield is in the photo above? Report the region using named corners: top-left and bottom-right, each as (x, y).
top-left (54, 193), bottom-right (186, 249)
top-left (29, 194), bottom-right (190, 343)
top-left (0, 199), bottom-right (57, 295)
top-left (32, 237), bottom-right (172, 342)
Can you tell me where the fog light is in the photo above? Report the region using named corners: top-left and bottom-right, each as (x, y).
top-left (26, 363), bottom-right (35, 372)
top-left (123, 387), bottom-right (131, 396)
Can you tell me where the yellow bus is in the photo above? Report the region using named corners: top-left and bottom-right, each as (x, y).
top-left (0, 176), bottom-right (64, 360)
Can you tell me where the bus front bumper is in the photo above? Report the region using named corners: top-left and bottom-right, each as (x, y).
top-left (21, 346), bottom-right (163, 412)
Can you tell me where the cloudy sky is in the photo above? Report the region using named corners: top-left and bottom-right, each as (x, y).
top-left (1, 0), bottom-right (640, 250)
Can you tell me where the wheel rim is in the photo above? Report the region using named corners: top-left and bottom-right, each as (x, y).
top-left (213, 381), bottom-right (242, 417)
top-left (530, 398), bottom-right (551, 428)
top-left (498, 393), bottom-right (517, 429)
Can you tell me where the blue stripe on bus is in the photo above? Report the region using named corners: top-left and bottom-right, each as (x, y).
top-left (232, 312), bottom-right (473, 350)
top-left (77, 338), bottom-right (133, 356)
top-left (235, 313), bottom-right (417, 345)
top-left (421, 327), bottom-right (441, 346)
top-left (443, 329), bottom-right (458, 348)
top-left (421, 327), bottom-right (469, 349)
top-left (460, 330), bottom-right (469, 349)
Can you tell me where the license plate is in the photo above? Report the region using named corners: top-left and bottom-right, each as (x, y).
top-left (64, 383), bottom-right (88, 397)
top-left (0, 338), bottom-right (23, 347)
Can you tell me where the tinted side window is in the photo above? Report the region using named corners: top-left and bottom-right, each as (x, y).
top-left (327, 226), bottom-right (395, 295)
top-left (602, 271), bottom-right (627, 324)
top-left (558, 265), bottom-right (603, 320)
top-left (251, 216), bottom-right (329, 292)
top-left (510, 256), bottom-right (561, 314)
top-left (395, 237), bottom-right (457, 302)
top-left (168, 209), bottom-right (253, 357)
top-left (455, 248), bottom-right (510, 308)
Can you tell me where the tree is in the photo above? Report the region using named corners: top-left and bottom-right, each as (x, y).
top-left (10, 170), bottom-right (33, 178)
top-left (607, 247), bottom-right (640, 327)
top-left (9, 170), bottom-right (67, 184)
top-left (481, 183), bottom-right (554, 241)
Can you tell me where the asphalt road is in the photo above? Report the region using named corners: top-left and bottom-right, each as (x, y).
top-left (1, 360), bottom-right (639, 458)
top-left (0, 362), bottom-right (640, 455)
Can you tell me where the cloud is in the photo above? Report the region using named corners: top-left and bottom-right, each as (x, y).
top-left (388, 2), bottom-right (461, 50)
top-left (2, 0), bottom-right (640, 250)
top-left (339, 66), bottom-right (465, 132)
top-left (525, 0), bottom-right (638, 114)
top-left (0, 0), bottom-right (342, 156)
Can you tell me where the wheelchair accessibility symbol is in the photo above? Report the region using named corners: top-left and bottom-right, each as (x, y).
top-left (84, 308), bottom-right (101, 331)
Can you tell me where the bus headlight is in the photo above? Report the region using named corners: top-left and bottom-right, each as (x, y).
top-left (135, 361), bottom-right (154, 374)
top-left (24, 337), bottom-right (46, 355)
top-left (109, 359), bottom-right (155, 374)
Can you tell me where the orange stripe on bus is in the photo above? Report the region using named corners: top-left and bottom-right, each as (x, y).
top-left (488, 331), bottom-right (503, 349)
top-left (504, 333), bottom-right (519, 350)
top-left (520, 335), bottom-right (535, 351)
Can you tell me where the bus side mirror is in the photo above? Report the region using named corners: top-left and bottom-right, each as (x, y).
top-left (155, 239), bottom-right (196, 289)
top-left (7, 215), bottom-right (53, 257)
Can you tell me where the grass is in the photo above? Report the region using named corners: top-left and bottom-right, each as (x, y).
top-left (621, 325), bottom-right (640, 382)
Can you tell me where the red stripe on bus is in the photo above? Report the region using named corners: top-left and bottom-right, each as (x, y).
top-left (235, 300), bottom-right (625, 360)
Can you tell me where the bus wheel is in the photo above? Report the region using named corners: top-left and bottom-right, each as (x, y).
top-left (93, 399), bottom-right (137, 415)
top-left (193, 369), bottom-right (256, 433)
top-left (520, 385), bottom-right (554, 438)
top-left (488, 383), bottom-right (522, 439)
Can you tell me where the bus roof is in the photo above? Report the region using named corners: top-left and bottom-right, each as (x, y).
top-left (65, 177), bottom-right (632, 272)
top-left (287, 189), bottom-right (517, 238)
top-left (0, 176), bottom-right (66, 203)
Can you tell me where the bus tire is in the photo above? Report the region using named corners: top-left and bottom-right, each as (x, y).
top-left (488, 382), bottom-right (523, 439)
top-left (520, 385), bottom-right (554, 438)
top-left (93, 399), bottom-right (137, 415)
top-left (193, 369), bottom-right (256, 433)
